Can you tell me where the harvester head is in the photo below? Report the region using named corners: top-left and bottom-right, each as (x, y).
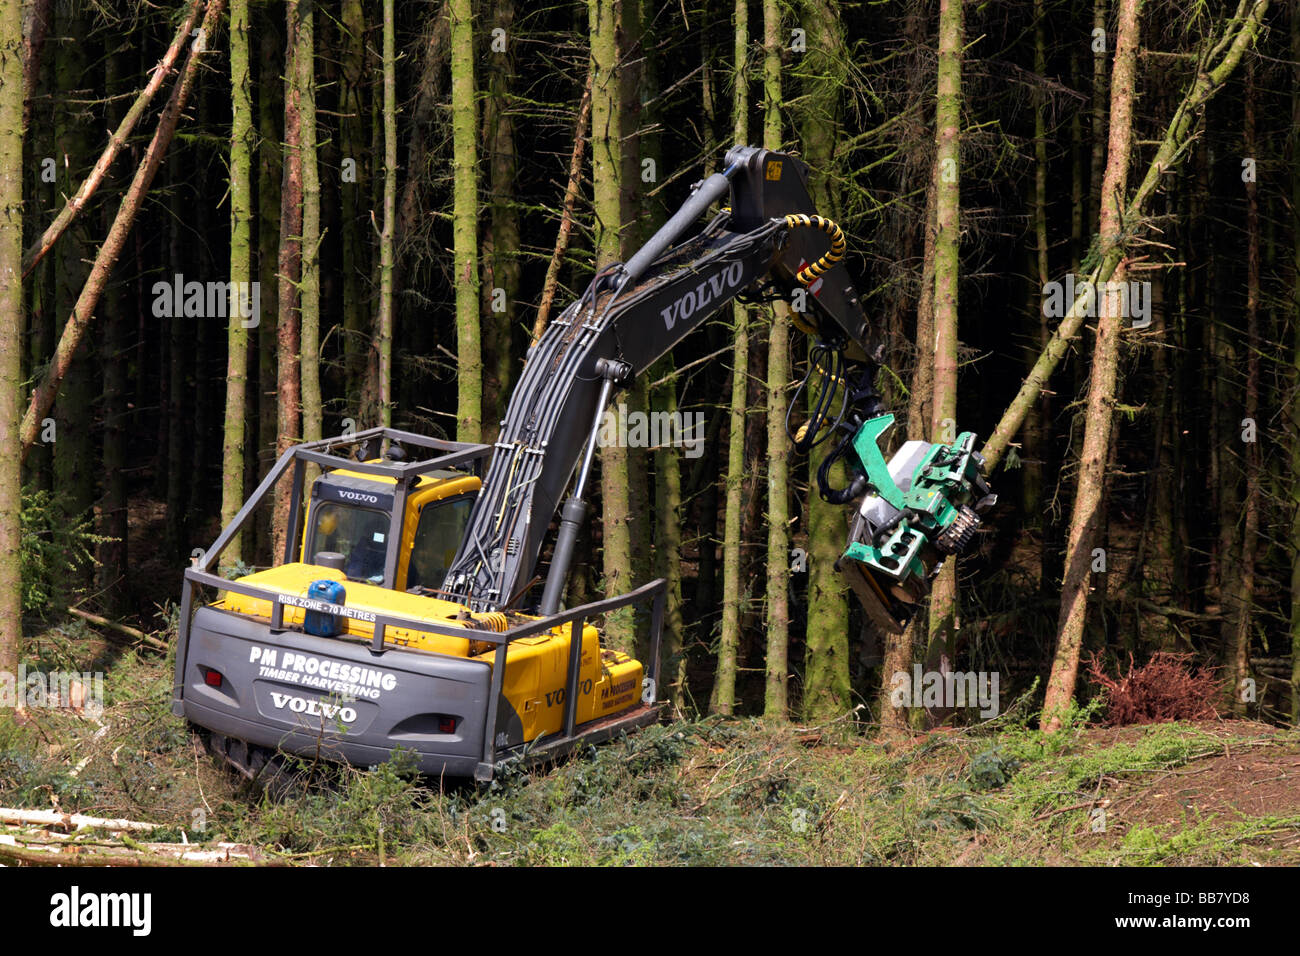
top-left (835, 413), bottom-right (996, 633)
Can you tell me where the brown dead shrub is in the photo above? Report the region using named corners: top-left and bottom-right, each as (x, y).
top-left (1085, 652), bottom-right (1222, 727)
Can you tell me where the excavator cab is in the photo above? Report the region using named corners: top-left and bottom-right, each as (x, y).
top-left (299, 464), bottom-right (477, 593)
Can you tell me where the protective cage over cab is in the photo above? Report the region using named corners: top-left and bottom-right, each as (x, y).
top-left (172, 427), bottom-right (664, 783)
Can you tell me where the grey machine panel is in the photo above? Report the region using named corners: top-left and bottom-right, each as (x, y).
top-left (179, 605), bottom-right (523, 777)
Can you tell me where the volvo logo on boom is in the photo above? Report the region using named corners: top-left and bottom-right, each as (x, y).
top-left (660, 262), bottom-right (745, 331)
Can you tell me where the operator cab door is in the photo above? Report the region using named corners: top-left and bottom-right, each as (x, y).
top-left (399, 494), bottom-right (475, 594)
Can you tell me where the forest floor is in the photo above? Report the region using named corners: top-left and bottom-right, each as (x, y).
top-left (2, 625), bottom-right (1299, 866)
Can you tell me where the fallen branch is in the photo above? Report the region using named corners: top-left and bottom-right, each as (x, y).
top-left (531, 69), bottom-right (594, 346)
top-left (66, 606), bottom-right (169, 653)
top-left (0, 840), bottom-right (180, 867)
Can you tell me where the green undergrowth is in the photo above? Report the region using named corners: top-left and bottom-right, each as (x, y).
top-left (1, 647), bottom-right (1296, 865)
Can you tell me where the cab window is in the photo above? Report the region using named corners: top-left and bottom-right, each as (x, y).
top-left (406, 497), bottom-right (473, 592)
top-left (309, 503), bottom-right (389, 584)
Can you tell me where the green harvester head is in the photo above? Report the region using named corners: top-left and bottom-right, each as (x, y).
top-left (835, 413), bottom-right (996, 633)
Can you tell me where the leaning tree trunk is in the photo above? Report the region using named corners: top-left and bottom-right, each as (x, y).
top-left (979, 0), bottom-right (1269, 474)
top-left (18, 0), bottom-right (226, 460)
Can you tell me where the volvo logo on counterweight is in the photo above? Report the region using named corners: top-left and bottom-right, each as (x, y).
top-left (659, 262), bottom-right (745, 330)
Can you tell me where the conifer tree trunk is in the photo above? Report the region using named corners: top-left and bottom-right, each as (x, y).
top-left (0, 0), bottom-right (23, 693)
top-left (481, 0), bottom-right (520, 439)
top-left (298, 0), bottom-right (321, 449)
top-left (273, 0), bottom-right (305, 560)
top-left (1224, 59), bottom-right (1259, 715)
top-left (713, 0), bottom-right (749, 717)
top-left (591, 0), bottom-right (634, 649)
top-left (979, 0), bottom-right (1267, 474)
top-left (654, 375), bottom-right (687, 706)
top-left (924, 0), bottom-right (964, 699)
top-left (450, 0), bottom-right (481, 442)
top-left (1090, 0), bottom-right (1109, 227)
top-left (1042, 0), bottom-right (1141, 732)
top-left (17, 0), bottom-right (225, 461)
top-left (99, 49), bottom-right (129, 608)
top-left (1023, 0), bottom-right (1050, 523)
top-left (1290, 0), bottom-right (1300, 725)
top-left (798, 0), bottom-right (851, 722)
top-left (256, 14), bottom-right (281, 563)
top-left (616, 1), bottom-right (651, 656)
top-left (378, 0), bottom-right (396, 426)
top-left (760, 0), bottom-right (791, 717)
top-left (339, 0), bottom-right (368, 416)
top-left (52, 2), bottom-right (94, 587)
top-left (222, 0), bottom-right (254, 564)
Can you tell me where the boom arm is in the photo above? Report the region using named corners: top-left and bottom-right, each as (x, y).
top-left (441, 145), bottom-right (994, 629)
top-left (442, 147), bottom-right (879, 612)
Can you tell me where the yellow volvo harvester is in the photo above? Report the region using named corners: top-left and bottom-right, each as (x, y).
top-left (175, 430), bottom-right (659, 783)
top-left (174, 146), bottom-right (992, 783)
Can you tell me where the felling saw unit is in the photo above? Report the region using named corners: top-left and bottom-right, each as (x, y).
top-left (172, 145), bottom-right (995, 784)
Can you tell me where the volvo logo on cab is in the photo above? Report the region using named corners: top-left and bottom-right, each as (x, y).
top-left (336, 490), bottom-right (380, 504)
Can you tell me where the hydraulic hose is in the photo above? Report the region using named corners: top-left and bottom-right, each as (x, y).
top-left (783, 214), bottom-right (847, 285)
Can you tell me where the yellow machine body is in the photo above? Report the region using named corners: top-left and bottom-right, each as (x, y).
top-left (214, 467), bottom-right (644, 747)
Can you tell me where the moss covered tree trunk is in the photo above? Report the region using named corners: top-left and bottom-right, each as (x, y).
top-left (591, 0), bottom-right (633, 649)
top-left (761, 0), bottom-right (792, 717)
top-left (299, 0), bottom-right (321, 450)
top-left (0, 0), bottom-right (23, 693)
top-left (713, 0), bottom-right (749, 717)
top-left (222, 0), bottom-right (253, 565)
top-left (798, 0), bottom-right (852, 723)
top-left (377, 0), bottom-right (396, 426)
top-left (450, 0), bottom-right (481, 442)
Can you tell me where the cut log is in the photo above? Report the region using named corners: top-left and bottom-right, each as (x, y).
top-left (0, 807), bottom-right (160, 832)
